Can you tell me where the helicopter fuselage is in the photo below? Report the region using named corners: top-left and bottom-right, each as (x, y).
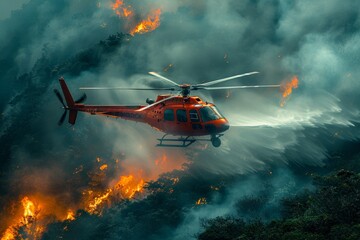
top-left (73, 94), bottom-right (230, 137)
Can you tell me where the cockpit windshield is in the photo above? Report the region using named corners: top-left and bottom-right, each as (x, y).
top-left (199, 106), bottom-right (224, 122)
top-left (210, 106), bottom-right (224, 118)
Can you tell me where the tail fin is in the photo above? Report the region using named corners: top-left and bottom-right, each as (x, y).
top-left (59, 77), bottom-right (75, 107)
top-left (59, 77), bottom-right (78, 125)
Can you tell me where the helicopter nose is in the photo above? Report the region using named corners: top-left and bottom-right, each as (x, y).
top-left (219, 122), bottom-right (230, 132)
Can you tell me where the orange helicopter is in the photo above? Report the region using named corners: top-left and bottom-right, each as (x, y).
top-left (54, 72), bottom-right (280, 147)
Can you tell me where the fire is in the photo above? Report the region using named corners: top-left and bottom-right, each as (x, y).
top-left (66, 210), bottom-right (75, 221)
top-left (100, 164), bottom-right (108, 171)
top-left (195, 197), bottom-right (207, 205)
top-left (280, 76), bottom-right (299, 107)
top-left (1, 229), bottom-right (15, 240)
top-left (1, 197), bottom-right (44, 240)
top-left (111, 1), bottom-right (161, 36)
top-left (86, 189), bottom-right (112, 214)
top-left (115, 174), bottom-right (145, 199)
top-left (130, 9), bottom-right (161, 35)
top-left (21, 197), bottom-right (37, 224)
top-left (2, 152), bottom-right (187, 238)
top-left (112, 0), bottom-right (133, 18)
top-left (83, 174), bottom-right (145, 215)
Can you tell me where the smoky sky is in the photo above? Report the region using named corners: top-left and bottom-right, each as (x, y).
top-left (1, 0), bottom-right (360, 239)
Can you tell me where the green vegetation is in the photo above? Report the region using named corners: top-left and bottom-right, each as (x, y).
top-left (198, 170), bottom-right (360, 240)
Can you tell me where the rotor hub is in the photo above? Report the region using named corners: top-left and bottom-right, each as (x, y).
top-left (179, 84), bottom-right (191, 97)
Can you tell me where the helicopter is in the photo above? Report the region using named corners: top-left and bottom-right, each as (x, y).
top-left (54, 72), bottom-right (280, 147)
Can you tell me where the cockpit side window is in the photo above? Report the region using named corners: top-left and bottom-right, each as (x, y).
top-left (199, 106), bottom-right (221, 122)
top-left (176, 109), bottom-right (187, 122)
top-left (189, 109), bottom-right (199, 122)
top-left (164, 109), bottom-right (174, 121)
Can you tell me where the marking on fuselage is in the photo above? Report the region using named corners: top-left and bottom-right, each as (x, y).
top-left (105, 112), bottom-right (143, 119)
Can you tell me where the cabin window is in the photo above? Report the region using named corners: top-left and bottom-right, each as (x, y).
top-left (164, 109), bottom-right (174, 121)
top-left (199, 106), bottom-right (221, 122)
top-left (176, 109), bottom-right (187, 122)
top-left (189, 110), bottom-right (199, 122)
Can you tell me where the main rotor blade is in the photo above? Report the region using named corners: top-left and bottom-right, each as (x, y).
top-left (148, 72), bottom-right (180, 87)
top-left (138, 95), bottom-right (178, 111)
top-left (79, 87), bottom-right (176, 91)
top-left (195, 72), bottom-right (259, 87)
top-left (199, 84), bottom-right (280, 90)
top-left (54, 89), bottom-right (66, 108)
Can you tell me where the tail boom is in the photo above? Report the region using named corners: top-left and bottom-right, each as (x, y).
top-left (58, 77), bottom-right (147, 125)
top-left (74, 105), bottom-right (147, 122)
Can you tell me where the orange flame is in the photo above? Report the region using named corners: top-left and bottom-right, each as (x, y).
top-left (86, 189), bottom-right (112, 214)
top-left (100, 164), bottom-right (108, 171)
top-left (130, 9), bottom-right (161, 35)
top-left (111, 0), bottom-right (161, 35)
top-left (2, 152), bottom-right (187, 238)
top-left (21, 197), bottom-right (37, 224)
top-left (1, 228), bottom-right (16, 240)
top-left (280, 76), bottom-right (299, 107)
top-left (112, 0), bottom-right (133, 18)
top-left (114, 174), bottom-right (145, 199)
top-left (195, 197), bottom-right (207, 205)
top-left (66, 210), bottom-right (75, 221)
top-left (1, 197), bottom-right (44, 240)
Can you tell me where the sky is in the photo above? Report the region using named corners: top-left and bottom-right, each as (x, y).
top-left (0, 0), bottom-right (359, 239)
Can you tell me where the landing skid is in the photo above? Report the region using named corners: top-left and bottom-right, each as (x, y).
top-left (157, 135), bottom-right (196, 147)
top-left (156, 134), bottom-right (224, 148)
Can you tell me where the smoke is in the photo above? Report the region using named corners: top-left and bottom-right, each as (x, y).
top-left (1, 0), bottom-right (360, 239)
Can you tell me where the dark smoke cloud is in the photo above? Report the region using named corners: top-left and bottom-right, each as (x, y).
top-left (1, 0), bottom-right (360, 239)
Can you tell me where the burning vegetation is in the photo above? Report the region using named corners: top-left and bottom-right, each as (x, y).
top-left (111, 0), bottom-right (161, 36)
top-left (2, 197), bottom-right (47, 240)
top-left (1, 152), bottom-right (187, 239)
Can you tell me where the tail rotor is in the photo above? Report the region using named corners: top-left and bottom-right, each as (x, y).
top-left (54, 80), bottom-right (86, 126)
top-left (54, 89), bottom-right (68, 126)
top-left (54, 89), bottom-right (66, 108)
top-left (75, 93), bottom-right (87, 104)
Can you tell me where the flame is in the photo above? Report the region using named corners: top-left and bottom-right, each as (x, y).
top-left (195, 197), bottom-right (207, 205)
top-left (280, 76), bottom-right (299, 107)
top-left (100, 164), bottom-right (108, 171)
top-left (21, 197), bottom-right (37, 224)
top-left (112, 0), bottom-right (133, 18)
top-left (1, 197), bottom-right (44, 240)
top-left (1, 228), bottom-right (15, 240)
top-left (66, 210), bottom-right (75, 221)
top-left (115, 174), bottom-right (145, 199)
top-left (111, 0), bottom-right (161, 35)
top-left (2, 152), bottom-right (187, 238)
top-left (82, 174), bottom-right (145, 215)
top-left (86, 189), bottom-right (112, 214)
top-left (130, 9), bottom-right (161, 35)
